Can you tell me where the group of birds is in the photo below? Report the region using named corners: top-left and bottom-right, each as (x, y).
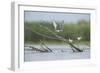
top-left (52, 21), bottom-right (82, 43)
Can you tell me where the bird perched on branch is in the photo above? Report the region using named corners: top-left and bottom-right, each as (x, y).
top-left (68, 38), bottom-right (73, 43)
top-left (77, 37), bottom-right (82, 41)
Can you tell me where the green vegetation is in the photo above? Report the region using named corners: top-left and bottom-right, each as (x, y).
top-left (24, 20), bottom-right (90, 45)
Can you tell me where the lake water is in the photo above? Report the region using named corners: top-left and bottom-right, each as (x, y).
top-left (24, 44), bottom-right (90, 62)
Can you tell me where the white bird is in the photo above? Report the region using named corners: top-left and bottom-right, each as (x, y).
top-left (53, 21), bottom-right (64, 32)
top-left (53, 21), bottom-right (57, 30)
top-left (56, 30), bottom-right (60, 32)
top-left (77, 37), bottom-right (82, 41)
top-left (68, 38), bottom-right (73, 43)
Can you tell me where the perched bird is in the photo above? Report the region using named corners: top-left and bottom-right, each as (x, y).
top-left (77, 37), bottom-right (82, 41)
top-left (56, 30), bottom-right (61, 32)
top-left (68, 38), bottom-right (73, 43)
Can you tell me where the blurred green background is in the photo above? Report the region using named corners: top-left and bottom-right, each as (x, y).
top-left (24, 20), bottom-right (90, 45)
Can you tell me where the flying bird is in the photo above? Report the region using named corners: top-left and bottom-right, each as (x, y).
top-left (53, 21), bottom-right (57, 31)
top-left (53, 21), bottom-right (64, 32)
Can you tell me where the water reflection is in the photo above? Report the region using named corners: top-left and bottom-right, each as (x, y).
top-left (24, 44), bottom-right (90, 62)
